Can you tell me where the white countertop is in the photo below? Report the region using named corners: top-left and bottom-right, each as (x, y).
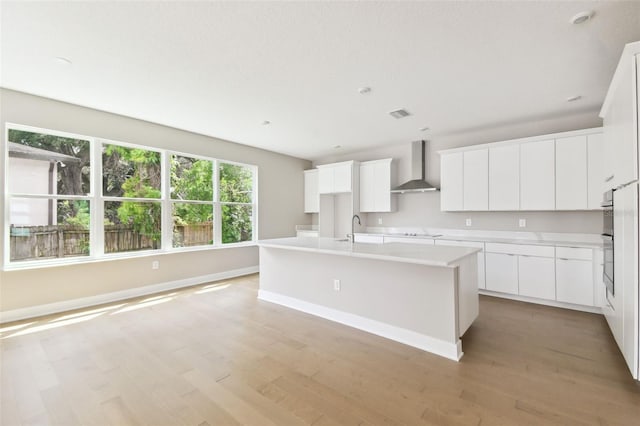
top-left (361, 228), bottom-right (603, 249)
top-left (258, 237), bottom-right (480, 267)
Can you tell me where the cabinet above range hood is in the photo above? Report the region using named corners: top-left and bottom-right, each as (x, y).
top-left (391, 140), bottom-right (439, 193)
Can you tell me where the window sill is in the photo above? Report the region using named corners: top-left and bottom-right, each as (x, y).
top-left (2, 241), bottom-right (258, 272)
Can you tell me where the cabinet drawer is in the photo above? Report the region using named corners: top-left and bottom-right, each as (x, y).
top-left (485, 243), bottom-right (554, 257)
top-left (556, 247), bottom-right (592, 260)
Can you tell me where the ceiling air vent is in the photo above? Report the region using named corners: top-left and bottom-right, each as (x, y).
top-left (389, 109), bottom-right (411, 119)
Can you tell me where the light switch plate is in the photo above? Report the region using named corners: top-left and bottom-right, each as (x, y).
top-left (519, 219), bottom-right (526, 228)
top-left (465, 218), bottom-right (472, 227)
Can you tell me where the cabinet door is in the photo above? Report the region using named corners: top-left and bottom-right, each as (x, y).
top-left (359, 163), bottom-right (375, 212)
top-left (518, 256), bottom-right (555, 300)
top-left (440, 153), bottom-right (463, 211)
top-left (373, 161), bottom-right (392, 212)
top-left (304, 170), bottom-right (319, 213)
top-left (489, 145), bottom-right (519, 210)
top-left (318, 167), bottom-right (334, 194)
top-left (604, 58), bottom-right (638, 188)
top-left (485, 253), bottom-right (518, 294)
top-left (463, 149), bottom-right (488, 211)
top-left (521, 139), bottom-right (555, 210)
top-left (617, 183), bottom-right (639, 376)
top-left (587, 133), bottom-right (604, 210)
top-left (556, 258), bottom-right (593, 306)
top-left (333, 163), bottom-right (352, 193)
top-left (556, 136), bottom-right (588, 210)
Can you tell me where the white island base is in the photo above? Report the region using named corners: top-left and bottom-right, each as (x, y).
top-left (258, 238), bottom-right (479, 361)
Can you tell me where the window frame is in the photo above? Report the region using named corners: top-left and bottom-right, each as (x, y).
top-left (218, 160), bottom-right (258, 245)
top-left (3, 123), bottom-right (259, 270)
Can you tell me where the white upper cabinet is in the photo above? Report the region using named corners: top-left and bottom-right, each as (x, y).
top-left (360, 159), bottom-right (394, 212)
top-left (600, 48), bottom-right (639, 189)
top-left (303, 169), bottom-right (319, 213)
top-left (440, 152), bottom-right (464, 211)
top-left (587, 133), bottom-right (604, 209)
top-left (463, 149), bottom-right (488, 211)
top-left (520, 139), bottom-right (555, 210)
top-left (333, 162), bottom-right (352, 193)
top-left (556, 136), bottom-right (588, 210)
top-left (318, 167), bottom-right (334, 194)
top-left (439, 128), bottom-right (602, 212)
top-left (489, 145), bottom-right (519, 210)
top-left (359, 162), bottom-right (374, 212)
top-left (318, 161), bottom-right (354, 194)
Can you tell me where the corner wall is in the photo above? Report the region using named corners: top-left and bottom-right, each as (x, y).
top-left (0, 89), bottom-right (311, 316)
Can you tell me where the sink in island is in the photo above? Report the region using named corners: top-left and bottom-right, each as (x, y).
top-left (258, 237), bottom-right (480, 361)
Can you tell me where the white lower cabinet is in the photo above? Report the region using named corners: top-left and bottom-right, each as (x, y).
top-left (556, 258), bottom-right (593, 306)
top-left (485, 253), bottom-right (518, 294)
top-left (484, 243), bottom-right (596, 308)
top-left (518, 255), bottom-right (555, 300)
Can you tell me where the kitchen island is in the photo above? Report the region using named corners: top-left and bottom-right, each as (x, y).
top-left (258, 237), bottom-right (480, 361)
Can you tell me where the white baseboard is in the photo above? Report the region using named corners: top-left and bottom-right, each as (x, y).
top-left (0, 266), bottom-right (259, 323)
top-left (479, 290), bottom-right (604, 314)
top-left (258, 289), bottom-right (462, 361)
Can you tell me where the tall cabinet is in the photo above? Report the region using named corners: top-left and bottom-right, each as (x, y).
top-left (600, 41), bottom-right (640, 380)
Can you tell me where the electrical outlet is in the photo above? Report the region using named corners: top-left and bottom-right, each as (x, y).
top-left (378, 217), bottom-right (383, 225)
top-left (152, 261), bottom-right (159, 270)
top-left (465, 218), bottom-right (472, 227)
top-left (519, 219), bottom-right (526, 228)
top-left (333, 279), bottom-right (341, 291)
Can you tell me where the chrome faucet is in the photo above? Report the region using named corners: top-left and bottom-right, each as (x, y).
top-left (350, 214), bottom-right (361, 243)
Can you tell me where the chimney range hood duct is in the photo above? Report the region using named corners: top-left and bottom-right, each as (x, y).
top-left (390, 140), bottom-right (439, 193)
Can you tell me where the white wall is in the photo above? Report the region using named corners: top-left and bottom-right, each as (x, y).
top-left (0, 89), bottom-right (312, 314)
top-left (314, 109), bottom-right (603, 234)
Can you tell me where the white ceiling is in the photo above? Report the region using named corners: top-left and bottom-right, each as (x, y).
top-left (2, 1), bottom-right (640, 161)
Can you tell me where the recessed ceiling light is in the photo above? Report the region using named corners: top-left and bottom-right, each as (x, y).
top-left (261, 120), bottom-right (271, 126)
top-left (358, 87), bottom-right (372, 95)
top-left (54, 56), bottom-right (72, 65)
top-left (566, 95), bottom-right (582, 102)
top-left (570, 11), bottom-right (594, 25)
top-left (419, 126), bottom-right (430, 132)
top-left (389, 109), bottom-right (411, 119)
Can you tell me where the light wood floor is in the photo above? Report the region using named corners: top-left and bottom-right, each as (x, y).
top-left (1, 274), bottom-right (640, 425)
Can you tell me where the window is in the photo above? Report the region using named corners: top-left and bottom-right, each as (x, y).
top-left (170, 154), bottom-right (214, 248)
top-left (7, 128), bottom-right (92, 263)
top-left (219, 162), bottom-right (255, 244)
top-left (102, 143), bottom-right (162, 253)
top-left (4, 123), bottom-right (258, 268)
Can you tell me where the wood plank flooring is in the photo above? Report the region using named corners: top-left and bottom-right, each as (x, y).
top-left (1, 274), bottom-right (639, 425)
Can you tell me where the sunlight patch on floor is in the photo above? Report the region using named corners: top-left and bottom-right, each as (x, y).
top-left (3, 312), bottom-right (105, 339)
top-left (110, 297), bottom-right (174, 314)
top-left (195, 283), bottom-right (230, 294)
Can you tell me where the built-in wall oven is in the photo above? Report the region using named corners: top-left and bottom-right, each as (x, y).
top-left (602, 189), bottom-right (614, 295)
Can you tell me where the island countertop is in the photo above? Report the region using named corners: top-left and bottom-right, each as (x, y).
top-left (258, 237), bottom-right (480, 267)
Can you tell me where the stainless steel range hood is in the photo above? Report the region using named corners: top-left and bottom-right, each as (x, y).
top-left (391, 140), bottom-right (439, 193)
